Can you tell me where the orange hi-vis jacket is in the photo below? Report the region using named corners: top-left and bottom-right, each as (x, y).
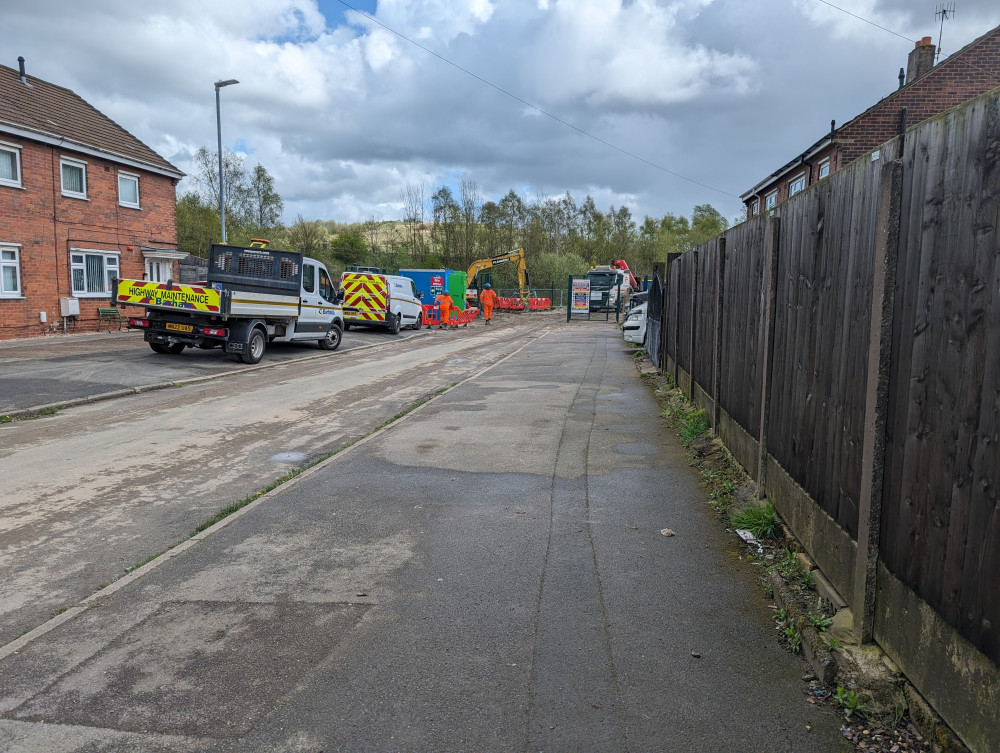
top-left (479, 288), bottom-right (498, 315)
top-left (435, 292), bottom-right (454, 322)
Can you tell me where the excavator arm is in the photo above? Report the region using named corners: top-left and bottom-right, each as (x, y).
top-left (467, 248), bottom-right (531, 304)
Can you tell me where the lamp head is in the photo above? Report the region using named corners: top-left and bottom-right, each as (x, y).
top-left (214, 79), bottom-right (239, 89)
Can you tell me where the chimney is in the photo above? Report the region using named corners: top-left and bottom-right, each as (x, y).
top-left (898, 67), bottom-right (905, 89)
top-left (905, 36), bottom-right (935, 85)
top-left (17, 56), bottom-right (26, 84)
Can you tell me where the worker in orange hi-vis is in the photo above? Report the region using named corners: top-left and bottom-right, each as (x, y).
top-left (479, 283), bottom-right (498, 325)
top-left (435, 290), bottom-right (454, 329)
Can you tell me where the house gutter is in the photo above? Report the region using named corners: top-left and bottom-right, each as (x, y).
top-left (740, 136), bottom-right (834, 201)
top-left (0, 121), bottom-right (185, 180)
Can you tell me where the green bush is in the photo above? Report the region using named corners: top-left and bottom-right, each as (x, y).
top-left (731, 500), bottom-right (776, 540)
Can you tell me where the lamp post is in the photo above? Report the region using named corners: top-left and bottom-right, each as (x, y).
top-left (214, 79), bottom-right (239, 243)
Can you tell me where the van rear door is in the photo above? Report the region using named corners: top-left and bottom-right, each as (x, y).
top-left (341, 272), bottom-right (389, 326)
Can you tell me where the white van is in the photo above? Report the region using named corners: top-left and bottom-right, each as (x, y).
top-left (341, 272), bottom-right (424, 334)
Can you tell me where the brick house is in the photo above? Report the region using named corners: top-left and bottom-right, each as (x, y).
top-left (0, 58), bottom-right (184, 340)
top-left (741, 24), bottom-right (1000, 216)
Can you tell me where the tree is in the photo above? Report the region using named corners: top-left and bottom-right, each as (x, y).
top-left (331, 228), bottom-right (367, 266)
top-left (175, 193), bottom-right (219, 255)
top-left (431, 185), bottom-right (460, 265)
top-left (288, 214), bottom-right (326, 257)
top-left (245, 164), bottom-right (283, 229)
top-left (400, 182), bottom-right (427, 262)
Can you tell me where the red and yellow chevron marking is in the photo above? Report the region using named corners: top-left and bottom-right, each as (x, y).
top-left (116, 279), bottom-right (221, 312)
top-left (341, 274), bottom-right (388, 316)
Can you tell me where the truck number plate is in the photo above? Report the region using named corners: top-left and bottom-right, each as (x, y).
top-left (165, 322), bottom-right (194, 333)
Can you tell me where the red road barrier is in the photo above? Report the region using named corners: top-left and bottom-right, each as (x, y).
top-left (422, 305), bottom-right (479, 327)
top-left (528, 298), bottom-right (551, 310)
top-left (421, 304), bottom-right (440, 326)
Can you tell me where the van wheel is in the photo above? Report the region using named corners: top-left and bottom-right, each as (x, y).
top-left (319, 324), bottom-right (342, 351)
top-left (343, 322), bottom-right (351, 331)
top-left (411, 312), bottom-right (422, 330)
top-left (387, 312), bottom-right (401, 335)
top-left (241, 328), bottom-right (266, 364)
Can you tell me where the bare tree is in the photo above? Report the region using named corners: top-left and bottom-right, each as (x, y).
top-left (400, 181), bottom-right (427, 262)
top-left (362, 216), bottom-right (387, 257)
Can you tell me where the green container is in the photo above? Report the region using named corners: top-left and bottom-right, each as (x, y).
top-left (447, 270), bottom-right (467, 310)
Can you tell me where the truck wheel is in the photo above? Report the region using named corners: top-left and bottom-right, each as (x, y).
top-left (166, 343), bottom-right (185, 354)
top-left (241, 328), bottom-right (266, 364)
top-left (387, 312), bottom-right (401, 335)
top-left (150, 343), bottom-right (169, 354)
top-left (319, 324), bottom-right (342, 351)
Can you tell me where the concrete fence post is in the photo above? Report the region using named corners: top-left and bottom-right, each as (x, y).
top-left (690, 249), bottom-right (699, 391)
top-left (756, 217), bottom-right (781, 497)
top-left (853, 159), bottom-right (903, 642)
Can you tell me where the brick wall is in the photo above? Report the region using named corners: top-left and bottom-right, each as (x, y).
top-left (744, 25), bottom-right (1000, 214)
top-left (0, 139), bottom-right (177, 340)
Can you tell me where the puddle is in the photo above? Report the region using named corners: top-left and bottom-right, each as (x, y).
top-left (270, 451), bottom-right (308, 463)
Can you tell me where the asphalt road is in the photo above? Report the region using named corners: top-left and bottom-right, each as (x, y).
top-left (0, 324), bottom-right (424, 414)
top-left (0, 319), bottom-right (846, 752)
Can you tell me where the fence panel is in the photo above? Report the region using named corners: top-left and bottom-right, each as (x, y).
top-left (646, 265), bottom-right (665, 366)
top-left (718, 216), bottom-right (768, 436)
top-left (693, 241), bottom-right (717, 396)
top-left (675, 251), bottom-right (694, 373)
top-left (881, 94), bottom-right (1000, 664)
top-left (765, 144), bottom-right (893, 539)
top-left (666, 261), bottom-right (680, 366)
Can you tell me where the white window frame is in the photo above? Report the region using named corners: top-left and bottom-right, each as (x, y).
top-left (141, 248), bottom-right (185, 284)
top-left (1, 242), bottom-right (22, 298)
top-left (788, 172), bottom-right (806, 197)
top-left (0, 141), bottom-right (23, 189)
top-left (118, 170), bottom-right (140, 209)
top-left (818, 158), bottom-right (831, 179)
top-left (764, 190), bottom-right (778, 210)
top-left (750, 198), bottom-right (760, 216)
top-left (70, 248), bottom-right (119, 297)
top-left (60, 157), bottom-right (88, 199)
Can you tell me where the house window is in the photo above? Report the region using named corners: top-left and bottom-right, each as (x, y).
top-left (765, 190), bottom-right (778, 210)
top-left (750, 198), bottom-right (760, 216)
top-left (1, 244), bottom-right (21, 297)
top-left (60, 157), bottom-right (87, 199)
top-left (818, 159), bottom-right (831, 179)
top-left (0, 142), bottom-right (22, 188)
top-left (788, 173), bottom-right (806, 197)
top-left (70, 249), bottom-right (119, 296)
top-left (118, 171), bottom-right (140, 208)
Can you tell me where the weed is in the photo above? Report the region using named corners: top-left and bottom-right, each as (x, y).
top-left (703, 469), bottom-right (717, 483)
top-left (721, 480), bottom-right (736, 495)
top-left (51, 605), bottom-right (71, 618)
top-left (823, 634), bottom-right (842, 652)
top-left (38, 406), bottom-right (60, 416)
top-left (776, 549), bottom-right (799, 577)
top-left (809, 613), bottom-right (833, 631)
top-left (762, 580), bottom-right (774, 598)
top-left (800, 569), bottom-right (815, 588)
top-left (833, 686), bottom-right (867, 715)
top-left (680, 409), bottom-right (710, 446)
top-left (0, 414), bottom-right (11, 424)
top-left (731, 500), bottom-right (777, 540)
top-left (784, 624), bottom-right (802, 653)
top-left (774, 608), bottom-right (787, 624)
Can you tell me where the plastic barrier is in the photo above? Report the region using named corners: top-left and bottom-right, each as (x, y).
top-left (528, 298), bottom-right (551, 310)
top-left (455, 307), bottom-right (480, 326)
top-left (497, 297), bottom-right (525, 311)
top-left (421, 304), bottom-right (440, 326)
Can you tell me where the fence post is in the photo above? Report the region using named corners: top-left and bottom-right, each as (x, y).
top-left (853, 159), bottom-right (903, 643)
top-left (756, 217), bottom-right (781, 497)
top-left (712, 236), bottom-right (727, 430)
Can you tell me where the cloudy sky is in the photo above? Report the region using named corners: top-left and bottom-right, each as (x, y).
top-left (6, 0), bottom-right (1000, 226)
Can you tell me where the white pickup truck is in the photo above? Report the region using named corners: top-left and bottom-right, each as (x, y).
top-left (115, 241), bottom-right (344, 364)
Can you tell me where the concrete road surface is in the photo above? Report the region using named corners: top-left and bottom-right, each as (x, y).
top-left (0, 323), bottom-right (845, 752)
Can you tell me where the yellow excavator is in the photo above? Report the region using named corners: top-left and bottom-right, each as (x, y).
top-left (466, 248), bottom-right (531, 307)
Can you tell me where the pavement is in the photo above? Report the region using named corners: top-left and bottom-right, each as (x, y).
top-left (0, 323), bottom-right (845, 752)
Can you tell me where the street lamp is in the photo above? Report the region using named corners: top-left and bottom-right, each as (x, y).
top-left (214, 79), bottom-right (239, 243)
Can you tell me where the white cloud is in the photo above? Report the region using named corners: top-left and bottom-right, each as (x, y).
top-left (4, 0), bottom-right (1000, 226)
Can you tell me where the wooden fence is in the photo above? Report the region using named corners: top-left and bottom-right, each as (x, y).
top-left (655, 89), bottom-right (1000, 752)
